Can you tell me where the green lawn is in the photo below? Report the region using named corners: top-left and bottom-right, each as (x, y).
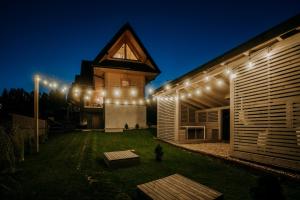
top-left (6, 129), bottom-right (300, 199)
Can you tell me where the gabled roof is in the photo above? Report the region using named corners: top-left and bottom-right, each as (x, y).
top-left (92, 23), bottom-right (161, 74)
top-left (154, 14), bottom-right (300, 94)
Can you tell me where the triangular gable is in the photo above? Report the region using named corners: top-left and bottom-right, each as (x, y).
top-left (112, 43), bottom-right (138, 60)
top-left (92, 23), bottom-right (161, 73)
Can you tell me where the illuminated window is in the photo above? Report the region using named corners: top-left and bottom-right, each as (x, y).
top-left (113, 43), bottom-right (138, 60)
top-left (121, 79), bottom-right (130, 87)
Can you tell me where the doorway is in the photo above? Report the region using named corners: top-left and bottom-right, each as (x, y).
top-left (221, 109), bottom-right (230, 142)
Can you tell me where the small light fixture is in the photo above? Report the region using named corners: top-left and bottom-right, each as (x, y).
top-left (184, 80), bottom-right (190, 87)
top-left (130, 88), bottom-right (137, 97)
top-left (146, 99), bottom-right (150, 103)
top-left (230, 73), bottom-right (237, 80)
top-left (148, 88), bottom-right (154, 94)
top-left (43, 80), bottom-right (48, 85)
top-left (247, 61), bottom-right (254, 69)
top-left (195, 89), bottom-right (202, 95)
top-left (87, 89), bottom-right (92, 95)
top-left (139, 99), bottom-right (144, 105)
top-left (115, 100), bottom-right (120, 105)
top-left (216, 79), bottom-right (223, 86)
top-left (84, 95), bottom-right (90, 100)
top-left (205, 86), bottom-right (211, 91)
top-left (113, 88), bottom-right (121, 97)
top-left (52, 82), bottom-right (58, 88)
top-left (100, 90), bottom-right (106, 96)
top-left (187, 93), bottom-right (192, 97)
top-left (124, 100), bottom-right (128, 105)
top-left (180, 94), bottom-right (186, 100)
top-left (106, 99), bottom-right (111, 104)
top-left (132, 100), bottom-right (136, 105)
top-left (165, 84), bottom-right (171, 90)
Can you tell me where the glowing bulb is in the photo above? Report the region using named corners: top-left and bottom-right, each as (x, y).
top-left (165, 84), bottom-right (171, 90)
top-left (205, 86), bottom-right (211, 91)
top-left (61, 86), bottom-right (67, 93)
top-left (84, 95), bottom-right (90, 100)
top-left (132, 100), bottom-right (136, 105)
top-left (74, 93), bottom-right (79, 97)
top-left (43, 80), bottom-right (48, 85)
top-left (148, 88), bottom-right (154, 94)
top-left (187, 93), bottom-right (192, 97)
top-left (100, 90), bottom-right (106, 96)
top-left (113, 88), bottom-right (121, 97)
top-left (216, 79), bottom-right (223, 86)
top-left (152, 97), bottom-right (157, 101)
top-left (106, 99), bottom-right (111, 104)
top-left (130, 88), bottom-right (137, 97)
top-left (115, 100), bottom-right (120, 105)
top-left (35, 75), bottom-right (41, 81)
top-left (52, 82), bottom-right (58, 88)
top-left (96, 98), bottom-right (100, 102)
top-left (195, 89), bottom-right (202, 95)
top-left (184, 80), bottom-right (190, 87)
top-left (180, 94), bottom-right (186, 100)
top-left (204, 75), bottom-right (210, 82)
top-left (139, 99), bottom-right (144, 105)
top-left (247, 62), bottom-right (254, 69)
top-left (146, 99), bottom-right (150, 103)
top-left (225, 68), bottom-right (231, 75)
top-left (74, 87), bottom-right (80, 93)
top-left (266, 52), bottom-right (271, 59)
top-left (124, 100), bottom-right (128, 105)
top-left (87, 89), bottom-right (92, 95)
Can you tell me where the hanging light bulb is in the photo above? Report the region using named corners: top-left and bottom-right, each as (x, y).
top-left (247, 61), bottom-right (254, 69)
top-left (230, 73), bottom-right (237, 80)
top-left (52, 82), bottom-right (58, 89)
top-left (130, 88), bottom-right (137, 97)
top-left (139, 99), bottom-right (144, 105)
top-left (105, 99), bottom-right (111, 104)
top-left (204, 75), bottom-right (210, 82)
top-left (216, 79), bottom-right (224, 86)
top-left (124, 100), bottom-right (128, 105)
top-left (180, 94), bottom-right (186, 100)
top-left (225, 68), bottom-right (231, 75)
top-left (84, 95), bottom-right (90, 100)
top-left (113, 88), bottom-right (121, 97)
top-left (187, 93), bottom-right (192, 97)
top-left (100, 90), bottom-right (106, 96)
top-left (165, 84), bottom-right (171, 90)
top-left (115, 100), bottom-right (120, 105)
top-left (184, 80), bottom-right (190, 87)
top-left (43, 80), bottom-right (48, 85)
top-left (195, 89), bottom-right (202, 96)
top-left (146, 99), bottom-right (150, 103)
top-left (148, 87), bottom-right (154, 94)
top-left (205, 86), bottom-right (211, 91)
top-left (87, 89), bottom-right (92, 95)
top-left (132, 100), bottom-right (136, 105)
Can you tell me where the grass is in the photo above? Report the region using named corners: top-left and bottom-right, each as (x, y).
top-left (3, 129), bottom-right (300, 200)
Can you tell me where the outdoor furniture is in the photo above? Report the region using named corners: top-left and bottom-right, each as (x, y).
top-left (137, 174), bottom-right (223, 200)
top-left (103, 150), bottom-right (140, 168)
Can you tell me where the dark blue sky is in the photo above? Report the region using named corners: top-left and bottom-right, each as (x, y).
top-left (1, 0), bottom-right (300, 92)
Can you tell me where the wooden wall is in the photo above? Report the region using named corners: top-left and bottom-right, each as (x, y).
top-left (157, 94), bottom-right (176, 141)
top-left (231, 33), bottom-right (300, 171)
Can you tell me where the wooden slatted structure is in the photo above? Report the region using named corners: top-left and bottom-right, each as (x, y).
top-left (154, 15), bottom-right (300, 170)
top-left (230, 34), bottom-right (300, 170)
top-left (137, 174), bottom-right (223, 200)
top-left (103, 150), bottom-right (140, 168)
top-left (157, 94), bottom-right (176, 141)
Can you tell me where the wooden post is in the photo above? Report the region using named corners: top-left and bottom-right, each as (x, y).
top-left (34, 75), bottom-right (39, 153)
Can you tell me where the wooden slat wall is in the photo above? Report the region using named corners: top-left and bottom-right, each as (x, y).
top-left (180, 103), bottom-right (197, 126)
top-left (197, 110), bottom-right (220, 140)
top-left (157, 95), bottom-right (176, 141)
top-left (231, 35), bottom-right (300, 171)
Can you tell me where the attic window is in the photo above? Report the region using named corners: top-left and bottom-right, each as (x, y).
top-left (113, 44), bottom-right (138, 60)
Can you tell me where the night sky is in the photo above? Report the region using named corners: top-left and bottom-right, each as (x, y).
top-left (1, 0), bottom-right (300, 92)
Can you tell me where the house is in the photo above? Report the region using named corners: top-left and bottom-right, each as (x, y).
top-left (70, 23), bottom-right (160, 132)
top-left (153, 14), bottom-right (300, 171)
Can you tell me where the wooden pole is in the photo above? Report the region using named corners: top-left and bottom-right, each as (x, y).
top-left (34, 75), bottom-right (39, 153)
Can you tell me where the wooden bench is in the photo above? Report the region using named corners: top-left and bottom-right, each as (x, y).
top-left (137, 174), bottom-right (223, 200)
top-left (103, 150), bottom-right (140, 168)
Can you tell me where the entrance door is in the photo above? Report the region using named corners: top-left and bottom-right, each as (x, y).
top-left (221, 109), bottom-right (230, 142)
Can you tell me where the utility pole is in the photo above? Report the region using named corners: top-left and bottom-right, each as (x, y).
top-left (34, 75), bottom-right (40, 153)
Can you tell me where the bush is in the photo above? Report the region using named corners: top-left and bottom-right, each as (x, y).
top-left (250, 175), bottom-right (285, 200)
top-left (154, 144), bottom-right (163, 162)
top-left (124, 123), bottom-right (129, 130)
top-left (135, 123), bottom-right (139, 129)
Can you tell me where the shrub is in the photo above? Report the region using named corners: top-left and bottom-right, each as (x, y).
top-left (154, 144), bottom-right (163, 162)
top-left (124, 123), bottom-right (129, 130)
top-left (250, 175), bottom-right (285, 200)
top-left (135, 123), bottom-right (139, 129)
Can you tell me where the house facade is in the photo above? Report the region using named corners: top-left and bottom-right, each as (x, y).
top-left (70, 24), bottom-right (160, 132)
top-left (154, 15), bottom-right (300, 171)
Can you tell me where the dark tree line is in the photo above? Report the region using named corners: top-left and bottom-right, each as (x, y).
top-left (0, 88), bottom-right (68, 122)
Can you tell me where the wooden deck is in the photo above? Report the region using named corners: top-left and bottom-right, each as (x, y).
top-left (137, 174), bottom-right (223, 200)
top-left (103, 150), bottom-right (140, 168)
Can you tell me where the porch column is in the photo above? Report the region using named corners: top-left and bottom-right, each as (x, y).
top-left (174, 89), bottom-right (180, 142)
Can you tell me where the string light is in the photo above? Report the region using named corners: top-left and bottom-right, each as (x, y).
top-left (115, 100), bottom-right (120, 105)
top-left (84, 95), bottom-right (90, 100)
top-left (113, 88), bottom-right (121, 97)
top-left (139, 99), bottom-right (144, 105)
top-left (204, 75), bottom-right (210, 82)
top-left (148, 87), bottom-right (154, 94)
top-left (130, 88), bottom-right (137, 96)
top-left (106, 99), bottom-right (111, 104)
top-left (184, 80), bottom-right (190, 87)
top-left (43, 80), bottom-right (48, 85)
top-left (187, 93), bottom-right (192, 97)
top-left (195, 89), bottom-right (202, 95)
top-left (146, 99), bottom-right (150, 103)
top-left (216, 79), bottom-right (223, 86)
top-left (205, 86), bottom-right (211, 91)
top-left (165, 84), bottom-right (171, 90)
top-left (100, 90), bottom-right (106, 96)
top-left (124, 100), bottom-right (128, 105)
top-left (247, 61), bottom-right (254, 69)
top-left (87, 89), bottom-right (92, 95)
top-left (132, 100), bottom-right (136, 105)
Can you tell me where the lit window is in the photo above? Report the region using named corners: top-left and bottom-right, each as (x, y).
top-left (113, 43), bottom-right (138, 60)
top-left (121, 79), bottom-right (130, 87)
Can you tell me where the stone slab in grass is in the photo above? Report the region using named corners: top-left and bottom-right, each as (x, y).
top-left (103, 150), bottom-right (140, 168)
